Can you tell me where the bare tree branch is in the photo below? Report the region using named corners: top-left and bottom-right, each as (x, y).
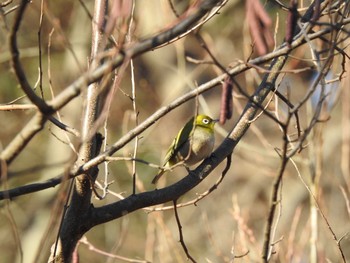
top-left (261, 116), bottom-right (290, 262)
top-left (0, 112), bottom-right (46, 165)
top-left (51, 0), bottom-right (109, 259)
top-left (9, 0), bottom-right (52, 113)
top-left (173, 199), bottom-right (197, 263)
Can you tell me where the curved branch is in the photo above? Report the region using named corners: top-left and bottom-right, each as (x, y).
top-left (0, 173), bottom-right (63, 200)
top-left (89, 143), bottom-right (231, 227)
top-left (9, 0), bottom-right (53, 113)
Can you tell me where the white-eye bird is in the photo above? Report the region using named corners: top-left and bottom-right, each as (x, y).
top-left (152, 114), bottom-right (217, 184)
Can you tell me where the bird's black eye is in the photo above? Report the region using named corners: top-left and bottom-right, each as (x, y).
top-left (202, 118), bottom-right (210, 124)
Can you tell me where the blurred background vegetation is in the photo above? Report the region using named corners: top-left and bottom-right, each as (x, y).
top-left (0, 0), bottom-right (349, 262)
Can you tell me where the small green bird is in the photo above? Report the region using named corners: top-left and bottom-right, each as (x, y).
top-left (152, 114), bottom-right (217, 184)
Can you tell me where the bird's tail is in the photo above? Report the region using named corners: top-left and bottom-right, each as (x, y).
top-left (151, 169), bottom-right (165, 184)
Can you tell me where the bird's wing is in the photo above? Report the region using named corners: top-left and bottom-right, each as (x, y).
top-left (152, 118), bottom-right (194, 184)
top-left (163, 117), bottom-right (194, 165)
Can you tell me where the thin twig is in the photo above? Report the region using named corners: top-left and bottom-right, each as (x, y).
top-left (0, 160), bottom-right (23, 263)
top-left (173, 199), bottom-right (197, 263)
top-left (9, 0), bottom-right (52, 113)
top-left (128, 0), bottom-right (138, 195)
top-left (261, 111), bottom-right (291, 262)
top-left (290, 157), bottom-right (347, 263)
top-left (79, 236), bottom-right (149, 263)
top-left (147, 154), bottom-right (231, 212)
top-left (0, 104), bottom-right (36, 110)
top-left (37, 0), bottom-right (44, 99)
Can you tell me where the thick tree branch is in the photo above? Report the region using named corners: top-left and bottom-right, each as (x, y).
top-left (51, 0), bottom-right (109, 261)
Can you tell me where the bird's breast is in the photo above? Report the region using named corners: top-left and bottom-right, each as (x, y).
top-left (179, 128), bottom-right (215, 166)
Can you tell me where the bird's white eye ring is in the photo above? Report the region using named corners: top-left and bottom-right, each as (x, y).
top-left (202, 118), bottom-right (210, 124)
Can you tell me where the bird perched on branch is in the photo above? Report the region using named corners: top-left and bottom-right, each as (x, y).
top-left (152, 114), bottom-right (217, 184)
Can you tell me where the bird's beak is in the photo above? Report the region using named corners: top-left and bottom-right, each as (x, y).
top-left (213, 119), bottom-right (220, 123)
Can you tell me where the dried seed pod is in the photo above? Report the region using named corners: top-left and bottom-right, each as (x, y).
top-left (286, 0), bottom-right (298, 47)
top-left (219, 76), bottom-right (233, 125)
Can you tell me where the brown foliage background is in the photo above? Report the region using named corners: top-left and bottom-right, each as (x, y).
top-left (0, 0), bottom-right (349, 262)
